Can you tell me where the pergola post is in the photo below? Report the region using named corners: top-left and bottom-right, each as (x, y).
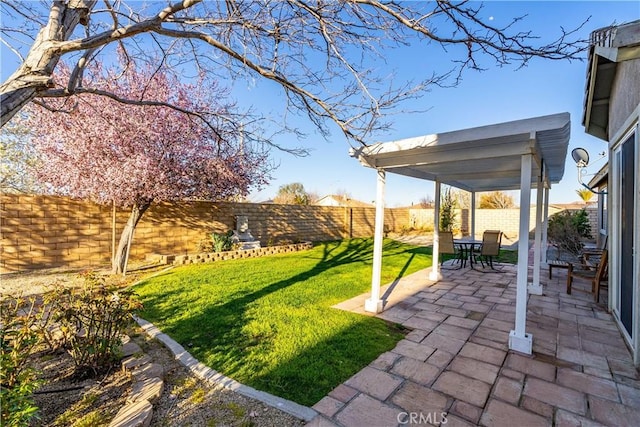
top-left (429, 181), bottom-right (442, 281)
top-left (542, 187), bottom-right (550, 265)
top-left (510, 153), bottom-right (533, 354)
top-left (470, 191), bottom-right (476, 239)
top-left (529, 176), bottom-right (544, 295)
top-left (365, 169), bottom-right (386, 313)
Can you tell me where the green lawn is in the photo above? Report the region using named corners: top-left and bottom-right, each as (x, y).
top-left (496, 248), bottom-right (518, 264)
top-left (133, 238), bottom-right (434, 406)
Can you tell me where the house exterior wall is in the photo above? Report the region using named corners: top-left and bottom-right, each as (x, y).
top-left (591, 21), bottom-right (640, 366)
top-left (0, 194), bottom-right (408, 273)
top-left (609, 59), bottom-right (640, 136)
top-left (315, 196), bottom-right (341, 206)
top-left (606, 122), bottom-right (639, 366)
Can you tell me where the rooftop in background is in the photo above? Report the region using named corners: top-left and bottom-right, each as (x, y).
top-left (350, 113), bottom-right (571, 193)
top-left (314, 194), bottom-right (373, 208)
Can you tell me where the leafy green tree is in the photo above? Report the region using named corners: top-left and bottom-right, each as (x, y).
top-left (274, 183), bottom-right (310, 205)
top-left (439, 187), bottom-right (458, 232)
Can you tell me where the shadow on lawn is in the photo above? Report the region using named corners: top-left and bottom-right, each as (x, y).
top-left (134, 238), bottom-right (429, 405)
top-left (248, 314), bottom-right (406, 406)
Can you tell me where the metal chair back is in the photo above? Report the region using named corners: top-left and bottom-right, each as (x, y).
top-left (481, 230), bottom-right (502, 257)
top-left (439, 231), bottom-right (456, 254)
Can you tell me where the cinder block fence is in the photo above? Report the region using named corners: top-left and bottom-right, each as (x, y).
top-left (0, 195), bottom-right (408, 272)
top-left (0, 194), bottom-right (596, 273)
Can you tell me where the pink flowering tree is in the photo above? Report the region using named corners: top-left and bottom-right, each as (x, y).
top-left (22, 60), bottom-right (270, 274)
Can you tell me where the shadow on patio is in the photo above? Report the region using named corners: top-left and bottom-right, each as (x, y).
top-left (310, 259), bottom-right (640, 426)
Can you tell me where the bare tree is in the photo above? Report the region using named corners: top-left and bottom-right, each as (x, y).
top-left (479, 191), bottom-right (516, 209)
top-left (1, 1), bottom-right (586, 144)
top-left (453, 189), bottom-right (471, 209)
top-left (418, 196), bottom-right (434, 208)
top-left (335, 188), bottom-right (353, 200)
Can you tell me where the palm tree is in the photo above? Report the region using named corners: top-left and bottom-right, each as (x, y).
top-left (576, 188), bottom-right (594, 203)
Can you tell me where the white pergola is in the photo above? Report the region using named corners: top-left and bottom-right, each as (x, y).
top-left (350, 112), bottom-right (571, 355)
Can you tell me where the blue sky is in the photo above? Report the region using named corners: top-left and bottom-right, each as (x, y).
top-left (2, 1), bottom-right (638, 206)
top-left (243, 1), bottom-right (639, 206)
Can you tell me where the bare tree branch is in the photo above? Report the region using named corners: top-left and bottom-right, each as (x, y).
top-left (1, 0), bottom-right (589, 144)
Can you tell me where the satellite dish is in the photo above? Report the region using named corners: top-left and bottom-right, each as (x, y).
top-left (571, 148), bottom-right (590, 166)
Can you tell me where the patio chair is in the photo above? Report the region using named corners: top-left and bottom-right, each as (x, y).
top-left (548, 235), bottom-right (608, 279)
top-left (567, 249), bottom-right (608, 303)
top-left (475, 230), bottom-right (502, 270)
top-left (439, 231), bottom-right (464, 269)
top-left (581, 235), bottom-right (608, 263)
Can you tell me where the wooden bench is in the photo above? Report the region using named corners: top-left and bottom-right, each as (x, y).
top-left (549, 256), bottom-right (597, 279)
top-left (548, 260), bottom-right (569, 279)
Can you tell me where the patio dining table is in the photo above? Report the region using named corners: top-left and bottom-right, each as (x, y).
top-left (453, 239), bottom-right (483, 268)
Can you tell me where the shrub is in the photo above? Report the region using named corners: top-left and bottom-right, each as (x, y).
top-left (439, 187), bottom-right (458, 232)
top-left (547, 209), bottom-right (592, 257)
top-left (211, 231), bottom-right (234, 252)
top-left (196, 235), bottom-right (214, 253)
top-left (0, 295), bottom-right (43, 427)
top-left (52, 272), bottom-right (142, 377)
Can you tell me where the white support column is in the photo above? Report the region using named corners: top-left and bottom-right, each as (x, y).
top-left (365, 169), bottom-right (386, 313)
top-left (529, 179), bottom-right (544, 295)
top-left (542, 186), bottom-right (550, 265)
top-left (471, 191), bottom-right (476, 239)
top-left (509, 154), bottom-right (533, 354)
top-left (429, 181), bottom-right (442, 281)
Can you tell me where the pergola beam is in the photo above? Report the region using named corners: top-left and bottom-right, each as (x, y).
top-left (370, 143), bottom-right (533, 169)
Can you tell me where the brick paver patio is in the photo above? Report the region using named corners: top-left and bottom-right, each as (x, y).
top-left (307, 259), bottom-right (640, 426)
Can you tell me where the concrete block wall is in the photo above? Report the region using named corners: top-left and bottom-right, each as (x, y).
top-left (408, 205), bottom-right (588, 240)
top-left (1, 195), bottom-right (118, 272)
top-left (0, 195), bottom-right (409, 273)
top-left (0, 194), bottom-right (594, 273)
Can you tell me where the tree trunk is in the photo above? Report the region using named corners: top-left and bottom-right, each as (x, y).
top-left (0, 1), bottom-right (97, 127)
top-left (113, 201), bottom-right (151, 275)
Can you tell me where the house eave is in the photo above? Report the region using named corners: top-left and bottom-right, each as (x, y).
top-left (583, 20), bottom-right (640, 141)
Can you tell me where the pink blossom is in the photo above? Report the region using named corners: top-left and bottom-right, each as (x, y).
top-left (23, 59), bottom-right (270, 208)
